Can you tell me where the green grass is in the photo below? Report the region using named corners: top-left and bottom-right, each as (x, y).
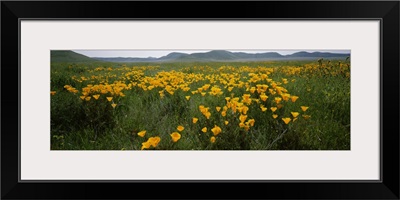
top-left (51, 59), bottom-right (350, 150)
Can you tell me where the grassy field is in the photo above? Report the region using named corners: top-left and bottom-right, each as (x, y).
top-left (50, 59), bottom-right (350, 150)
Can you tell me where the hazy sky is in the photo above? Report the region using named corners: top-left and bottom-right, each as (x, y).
top-left (73, 50), bottom-right (350, 58)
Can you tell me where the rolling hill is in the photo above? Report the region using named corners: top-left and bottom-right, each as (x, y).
top-left (51, 50), bottom-right (99, 63)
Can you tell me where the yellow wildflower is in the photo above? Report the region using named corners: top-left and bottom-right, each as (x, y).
top-left (148, 136), bottom-right (161, 147)
top-left (248, 119), bottom-right (255, 126)
top-left (301, 106), bottom-right (309, 112)
top-left (291, 96), bottom-right (299, 102)
top-left (141, 141), bottom-right (151, 150)
top-left (242, 106), bottom-right (249, 114)
top-left (170, 132), bottom-right (181, 142)
top-left (291, 112), bottom-right (300, 118)
top-left (260, 93), bottom-right (268, 101)
top-left (282, 118), bottom-right (291, 124)
top-left (249, 87), bottom-right (256, 93)
top-left (177, 126), bottom-right (185, 132)
top-left (211, 125), bottom-right (222, 136)
top-left (239, 114), bottom-right (247, 123)
top-left (210, 136), bottom-right (216, 143)
top-left (137, 130), bottom-right (146, 137)
top-left (204, 112), bottom-right (211, 119)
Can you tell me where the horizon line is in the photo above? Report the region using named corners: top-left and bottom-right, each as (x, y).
top-left (70, 50), bottom-right (351, 58)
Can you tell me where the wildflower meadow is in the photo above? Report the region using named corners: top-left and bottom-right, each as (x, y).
top-left (51, 54), bottom-right (350, 150)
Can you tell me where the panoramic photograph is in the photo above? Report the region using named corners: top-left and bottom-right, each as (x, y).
top-left (50, 50), bottom-right (350, 150)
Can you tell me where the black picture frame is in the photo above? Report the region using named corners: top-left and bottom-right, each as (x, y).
top-left (2, 1), bottom-right (399, 199)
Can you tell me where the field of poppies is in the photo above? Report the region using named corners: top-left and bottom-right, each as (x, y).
top-left (51, 60), bottom-right (350, 150)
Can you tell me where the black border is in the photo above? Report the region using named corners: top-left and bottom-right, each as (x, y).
top-left (2, 1), bottom-right (399, 199)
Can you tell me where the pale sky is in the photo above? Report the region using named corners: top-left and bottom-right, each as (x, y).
top-left (73, 50), bottom-right (350, 58)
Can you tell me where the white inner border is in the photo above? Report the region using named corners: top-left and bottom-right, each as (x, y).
top-left (20, 21), bottom-right (380, 180)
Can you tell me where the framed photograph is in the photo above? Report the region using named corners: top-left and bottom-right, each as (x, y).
top-left (2, 1), bottom-right (399, 199)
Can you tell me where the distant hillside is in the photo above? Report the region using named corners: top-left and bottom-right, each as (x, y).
top-left (93, 57), bottom-right (159, 62)
top-left (93, 50), bottom-right (350, 62)
top-left (174, 50), bottom-right (286, 61)
top-left (93, 52), bottom-right (189, 62)
top-left (287, 51), bottom-right (350, 58)
top-left (158, 52), bottom-right (188, 60)
top-left (183, 50), bottom-right (238, 61)
top-left (51, 50), bottom-right (98, 63)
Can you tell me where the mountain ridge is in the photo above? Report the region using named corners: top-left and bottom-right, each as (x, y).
top-left (52, 50), bottom-right (350, 63)
top-left (92, 50), bottom-right (350, 62)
